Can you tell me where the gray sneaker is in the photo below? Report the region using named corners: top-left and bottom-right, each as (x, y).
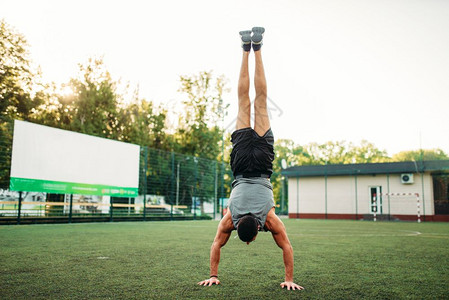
top-left (239, 30), bottom-right (252, 52)
top-left (251, 27), bottom-right (265, 51)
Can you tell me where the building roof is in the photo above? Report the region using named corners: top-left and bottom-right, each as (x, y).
top-left (281, 160), bottom-right (449, 178)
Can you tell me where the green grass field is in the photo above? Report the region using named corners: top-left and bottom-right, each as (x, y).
top-left (1, 219), bottom-right (448, 299)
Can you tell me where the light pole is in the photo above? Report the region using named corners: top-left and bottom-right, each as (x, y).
top-left (175, 156), bottom-right (191, 209)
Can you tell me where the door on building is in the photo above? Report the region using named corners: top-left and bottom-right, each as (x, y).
top-left (369, 186), bottom-right (382, 215)
top-left (433, 175), bottom-right (449, 215)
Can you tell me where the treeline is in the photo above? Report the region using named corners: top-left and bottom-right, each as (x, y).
top-left (1, 19), bottom-right (227, 155)
top-left (1, 20), bottom-right (227, 177)
top-left (1, 19), bottom-right (448, 206)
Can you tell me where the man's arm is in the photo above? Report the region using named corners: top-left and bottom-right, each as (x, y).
top-left (265, 209), bottom-right (304, 291)
top-left (198, 211), bottom-right (234, 286)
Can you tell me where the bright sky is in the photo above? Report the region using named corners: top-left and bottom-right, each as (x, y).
top-left (2, 0), bottom-right (449, 156)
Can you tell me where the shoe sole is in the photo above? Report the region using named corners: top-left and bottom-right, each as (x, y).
top-left (251, 27), bottom-right (265, 44)
top-left (239, 30), bottom-right (252, 44)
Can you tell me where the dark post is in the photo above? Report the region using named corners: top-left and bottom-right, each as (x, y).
top-left (296, 178), bottom-right (299, 218)
top-left (419, 149), bottom-right (425, 222)
top-left (220, 162), bottom-right (224, 218)
top-left (143, 147), bottom-right (148, 221)
top-left (171, 151), bottom-right (175, 208)
top-left (387, 173), bottom-right (391, 221)
top-left (171, 151), bottom-right (175, 220)
top-left (69, 194), bottom-right (73, 223)
top-left (354, 174), bottom-right (358, 220)
top-left (17, 191), bottom-right (23, 225)
top-left (281, 176), bottom-right (285, 214)
top-left (193, 158), bottom-right (198, 220)
top-left (109, 197), bottom-right (113, 222)
top-left (421, 172), bottom-right (425, 222)
top-left (214, 162), bottom-right (217, 220)
top-left (325, 162), bottom-right (328, 219)
top-left (220, 98), bottom-right (225, 218)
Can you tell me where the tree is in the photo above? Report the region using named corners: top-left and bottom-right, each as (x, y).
top-left (350, 140), bottom-right (391, 163)
top-left (0, 20), bottom-right (45, 188)
top-left (175, 71), bottom-right (229, 160)
top-left (0, 19), bottom-right (44, 123)
top-left (61, 57), bottom-right (122, 140)
top-left (392, 149), bottom-right (449, 162)
top-left (304, 140), bottom-right (390, 165)
top-left (275, 139), bottom-right (310, 167)
top-left (30, 82), bottom-right (73, 130)
top-left (119, 89), bottom-right (169, 149)
top-left (0, 120), bottom-right (13, 188)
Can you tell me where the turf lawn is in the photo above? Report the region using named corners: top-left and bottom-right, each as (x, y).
top-left (1, 219), bottom-right (448, 299)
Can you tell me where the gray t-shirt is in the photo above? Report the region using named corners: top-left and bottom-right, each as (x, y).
top-left (228, 177), bottom-right (275, 230)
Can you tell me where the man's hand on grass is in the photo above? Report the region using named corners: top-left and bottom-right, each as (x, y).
top-left (280, 281), bottom-right (304, 291)
top-left (198, 277), bottom-right (220, 286)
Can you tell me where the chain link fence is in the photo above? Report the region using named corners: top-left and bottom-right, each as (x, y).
top-left (0, 135), bottom-right (234, 224)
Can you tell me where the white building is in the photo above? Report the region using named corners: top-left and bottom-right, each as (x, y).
top-left (282, 161), bottom-right (449, 222)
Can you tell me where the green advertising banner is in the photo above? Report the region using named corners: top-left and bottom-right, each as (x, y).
top-left (10, 177), bottom-right (138, 197)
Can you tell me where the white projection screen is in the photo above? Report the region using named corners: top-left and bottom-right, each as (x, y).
top-left (10, 120), bottom-right (140, 197)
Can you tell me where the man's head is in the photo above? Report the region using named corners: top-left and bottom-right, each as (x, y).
top-left (237, 214), bottom-right (260, 244)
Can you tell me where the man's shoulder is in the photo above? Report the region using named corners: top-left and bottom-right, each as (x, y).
top-left (219, 211), bottom-right (235, 233)
top-left (264, 208), bottom-right (284, 233)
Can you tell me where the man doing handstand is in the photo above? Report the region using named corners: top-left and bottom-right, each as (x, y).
top-left (198, 27), bottom-right (304, 291)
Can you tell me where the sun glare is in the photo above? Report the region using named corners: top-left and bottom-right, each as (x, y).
top-left (60, 85), bottom-right (74, 98)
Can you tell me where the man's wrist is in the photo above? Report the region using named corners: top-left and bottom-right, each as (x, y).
top-left (210, 275), bottom-right (218, 278)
